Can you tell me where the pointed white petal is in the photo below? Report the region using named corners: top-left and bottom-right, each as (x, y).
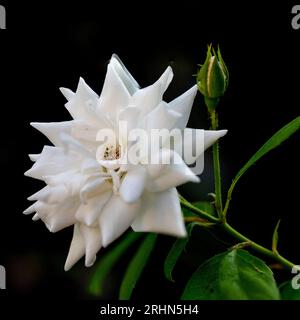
top-left (28, 154), bottom-right (40, 162)
top-left (204, 130), bottom-right (228, 150)
top-left (119, 166), bottom-right (147, 203)
top-left (159, 66), bottom-right (173, 93)
top-left (97, 60), bottom-right (131, 116)
top-left (99, 195), bottom-right (141, 247)
top-left (110, 54), bottom-right (140, 95)
top-left (172, 129), bottom-right (227, 166)
top-left (144, 101), bottom-right (181, 131)
top-left (65, 78), bottom-right (99, 121)
top-left (46, 211), bottom-right (77, 233)
top-left (169, 85), bottom-right (198, 129)
top-left (31, 201), bottom-right (49, 216)
top-left (25, 146), bottom-right (80, 180)
top-left (64, 224), bottom-right (85, 271)
top-left (80, 224), bottom-right (102, 267)
top-left (27, 187), bottom-right (48, 201)
top-left (132, 188), bottom-right (186, 237)
top-left (27, 185), bottom-right (68, 203)
top-left (30, 121), bottom-right (72, 147)
top-left (148, 164), bottom-right (199, 191)
top-left (32, 213), bottom-right (40, 221)
top-left (146, 150), bottom-right (199, 192)
top-left (23, 203), bottom-right (37, 215)
top-left (77, 77), bottom-right (99, 97)
top-left (130, 66), bottom-right (173, 116)
top-left (59, 87), bottom-right (75, 101)
top-left (76, 191), bottom-right (112, 226)
top-left (35, 197), bottom-right (79, 233)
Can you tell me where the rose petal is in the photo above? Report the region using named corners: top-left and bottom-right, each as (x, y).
top-left (99, 195), bottom-right (141, 247)
top-left (76, 191), bottom-right (112, 226)
top-left (119, 166), bottom-right (147, 203)
top-left (130, 66), bottom-right (173, 116)
top-left (30, 121), bottom-right (72, 147)
top-left (131, 188), bottom-right (186, 237)
top-left (64, 224), bottom-right (85, 271)
top-left (25, 146), bottom-right (80, 180)
top-left (146, 150), bottom-right (199, 192)
top-left (64, 77), bottom-right (99, 122)
top-left (80, 224), bottom-right (102, 267)
top-left (168, 85), bottom-right (198, 129)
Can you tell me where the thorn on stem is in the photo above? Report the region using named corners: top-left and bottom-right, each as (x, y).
top-left (231, 241), bottom-right (252, 251)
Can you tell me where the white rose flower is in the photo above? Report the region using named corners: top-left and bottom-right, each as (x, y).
top-left (24, 54), bottom-right (227, 270)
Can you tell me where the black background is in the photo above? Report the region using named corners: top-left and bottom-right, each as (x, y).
top-left (0, 0), bottom-right (299, 301)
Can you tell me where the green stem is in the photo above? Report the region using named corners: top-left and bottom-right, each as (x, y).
top-left (222, 179), bottom-right (236, 218)
top-left (181, 197), bottom-right (296, 270)
top-left (210, 110), bottom-right (223, 217)
top-left (181, 100), bottom-right (297, 270)
top-left (180, 195), bottom-right (220, 223)
top-left (222, 222), bottom-right (295, 270)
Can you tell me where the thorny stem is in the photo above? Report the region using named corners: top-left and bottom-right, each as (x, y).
top-left (222, 179), bottom-right (236, 218)
top-left (210, 110), bottom-right (223, 219)
top-left (180, 195), bottom-right (219, 223)
top-left (222, 223), bottom-right (296, 270)
top-left (179, 97), bottom-right (297, 271)
top-left (182, 201), bottom-right (296, 270)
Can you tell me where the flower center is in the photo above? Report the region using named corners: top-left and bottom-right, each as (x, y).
top-left (103, 144), bottom-right (121, 161)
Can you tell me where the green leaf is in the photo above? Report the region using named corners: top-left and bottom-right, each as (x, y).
top-left (182, 249), bottom-right (280, 300)
top-left (280, 281), bottom-right (300, 300)
top-left (193, 201), bottom-right (216, 216)
top-left (119, 233), bottom-right (157, 300)
top-left (164, 223), bottom-right (199, 282)
top-left (88, 232), bottom-right (142, 296)
top-left (272, 220), bottom-right (281, 254)
top-left (237, 117), bottom-right (300, 179)
top-left (227, 117), bottom-right (300, 204)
